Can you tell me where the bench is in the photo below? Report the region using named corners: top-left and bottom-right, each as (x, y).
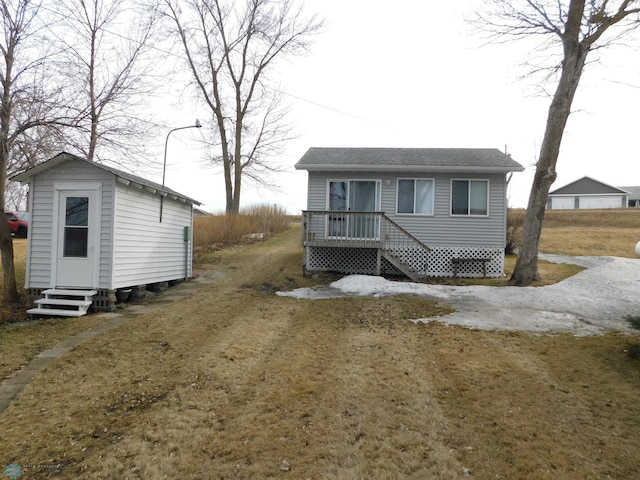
top-left (452, 258), bottom-right (490, 278)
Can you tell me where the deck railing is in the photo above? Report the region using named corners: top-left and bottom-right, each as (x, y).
top-left (301, 210), bottom-right (428, 253)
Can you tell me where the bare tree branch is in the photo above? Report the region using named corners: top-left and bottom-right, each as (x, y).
top-left (475, 0), bottom-right (640, 285)
top-left (48, 0), bottom-right (163, 166)
top-left (162, 0), bottom-right (323, 213)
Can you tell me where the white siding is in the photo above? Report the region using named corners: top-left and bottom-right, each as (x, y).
top-left (550, 197), bottom-right (575, 210)
top-left (306, 171), bottom-right (508, 248)
top-left (578, 195), bottom-right (624, 209)
top-left (550, 195), bottom-right (626, 209)
top-left (111, 183), bottom-right (193, 288)
top-left (25, 160), bottom-right (115, 289)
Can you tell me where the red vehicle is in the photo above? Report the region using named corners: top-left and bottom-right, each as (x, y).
top-left (6, 211), bottom-right (29, 238)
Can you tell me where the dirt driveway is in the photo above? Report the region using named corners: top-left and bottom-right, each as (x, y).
top-left (1, 229), bottom-right (640, 479)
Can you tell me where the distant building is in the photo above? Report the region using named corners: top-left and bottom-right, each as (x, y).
top-left (193, 207), bottom-right (211, 216)
top-left (547, 176), bottom-right (629, 210)
top-left (619, 186), bottom-right (640, 207)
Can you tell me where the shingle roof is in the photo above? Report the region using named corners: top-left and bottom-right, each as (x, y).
top-left (549, 176), bottom-right (628, 196)
top-left (10, 152), bottom-right (201, 205)
top-left (295, 147), bottom-right (524, 173)
top-left (619, 186), bottom-right (640, 200)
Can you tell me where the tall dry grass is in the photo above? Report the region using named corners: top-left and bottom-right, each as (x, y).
top-left (193, 204), bottom-right (291, 248)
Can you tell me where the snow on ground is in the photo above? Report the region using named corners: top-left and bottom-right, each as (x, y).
top-left (276, 255), bottom-right (640, 335)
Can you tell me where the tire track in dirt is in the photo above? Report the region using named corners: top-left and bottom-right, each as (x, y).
top-left (4, 227), bottom-right (639, 479)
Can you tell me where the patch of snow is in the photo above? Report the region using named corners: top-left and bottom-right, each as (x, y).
top-left (277, 255), bottom-right (640, 335)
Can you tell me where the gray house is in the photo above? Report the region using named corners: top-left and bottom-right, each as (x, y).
top-left (547, 176), bottom-right (629, 210)
top-left (11, 152), bottom-right (201, 316)
top-left (295, 147), bottom-right (524, 279)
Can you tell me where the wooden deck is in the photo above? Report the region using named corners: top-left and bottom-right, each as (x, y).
top-left (301, 211), bottom-right (431, 281)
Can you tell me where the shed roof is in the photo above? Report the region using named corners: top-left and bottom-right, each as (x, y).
top-left (10, 152), bottom-right (201, 205)
top-left (549, 176), bottom-right (629, 196)
top-left (295, 147), bottom-right (524, 173)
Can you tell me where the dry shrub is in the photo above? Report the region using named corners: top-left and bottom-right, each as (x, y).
top-left (193, 203), bottom-right (291, 248)
top-left (505, 208), bottom-right (526, 254)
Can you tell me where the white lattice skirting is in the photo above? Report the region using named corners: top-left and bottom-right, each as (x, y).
top-left (305, 246), bottom-right (505, 278)
top-left (427, 246), bottom-right (504, 278)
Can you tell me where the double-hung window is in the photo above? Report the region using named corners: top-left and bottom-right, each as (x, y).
top-left (451, 180), bottom-right (488, 216)
top-left (397, 179), bottom-right (434, 215)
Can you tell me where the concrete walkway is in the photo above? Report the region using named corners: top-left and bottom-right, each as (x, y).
top-left (0, 270), bottom-right (222, 413)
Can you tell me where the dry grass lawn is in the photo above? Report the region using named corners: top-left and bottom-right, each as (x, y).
top-left (540, 208), bottom-right (640, 258)
top-left (0, 211), bottom-right (639, 479)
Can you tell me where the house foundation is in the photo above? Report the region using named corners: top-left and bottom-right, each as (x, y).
top-left (304, 246), bottom-right (505, 279)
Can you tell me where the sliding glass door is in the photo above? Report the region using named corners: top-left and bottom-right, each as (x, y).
top-left (328, 180), bottom-right (380, 239)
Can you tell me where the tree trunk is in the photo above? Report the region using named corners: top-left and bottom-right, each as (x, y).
top-left (0, 217), bottom-right (18, 303)
top-left (0, 136), bottom-right (19, 303)
top-left (0, 30), bottom-right (19, 303)
top-left (510, 41), bottom-right (589, 285)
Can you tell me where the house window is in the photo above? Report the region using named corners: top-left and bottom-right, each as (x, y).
top-left (451, 180), bottom-right (488, 216)
top-left (397, 179), bottom-right (434, 215)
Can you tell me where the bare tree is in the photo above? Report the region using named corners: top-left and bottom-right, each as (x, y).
top-left (0, 0), bottom-right (73, 303)
top-left (478, 0), bottom-right (640, 285)
top-left (51, 0), bottom-right (161, 165)
top-left (162, 0), bottom-right (323, 214)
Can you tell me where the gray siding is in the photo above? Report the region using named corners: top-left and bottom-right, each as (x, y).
top-left (111, 183), bottom-right (193, 288)
top-left (25, 159), bottom-right (115, 289)
top-left (306, 171), bottom-right (507, 248)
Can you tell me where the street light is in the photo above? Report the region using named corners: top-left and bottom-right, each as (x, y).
top-left (160, 119), bottom-right (202, 222)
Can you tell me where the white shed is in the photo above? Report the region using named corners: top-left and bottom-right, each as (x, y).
top-left (10, 152), bottom-right (201, 315)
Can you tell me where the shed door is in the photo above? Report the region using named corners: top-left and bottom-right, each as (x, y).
top-left (54, 189), bottom-right (99, 288)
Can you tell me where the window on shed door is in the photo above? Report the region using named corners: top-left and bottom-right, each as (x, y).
top-left (397, 179), bottom-right (434, 214)
top-left (63, 196), bottom-right (89, 257)
top-left (451, 180), bottom-right (488, 216)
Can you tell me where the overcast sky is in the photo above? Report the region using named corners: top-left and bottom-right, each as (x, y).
top-left (162, 0), bottom-right (640, 213)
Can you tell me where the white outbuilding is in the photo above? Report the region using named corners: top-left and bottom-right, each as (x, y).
top-left (547, 176), bottom-right (629, 210)
top-left (10, 152), bottom-right (201, 316)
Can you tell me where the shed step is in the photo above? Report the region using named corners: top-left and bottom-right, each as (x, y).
top-left (43, 289), bottom-right (97, 297)
top-left (27, 307), bottom-right (87, 318)
top-left (35, 298), bottom-right (93, 307)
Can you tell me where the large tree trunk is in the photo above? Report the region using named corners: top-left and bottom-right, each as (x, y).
top-left (510, 40), bottom-right (589, 285)
top-left (0, 216), bottom-right (18, 303)
top-left (0, 142), bottom-right (19, 303)
top-left (0, 32), bottom-right (19, 303)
